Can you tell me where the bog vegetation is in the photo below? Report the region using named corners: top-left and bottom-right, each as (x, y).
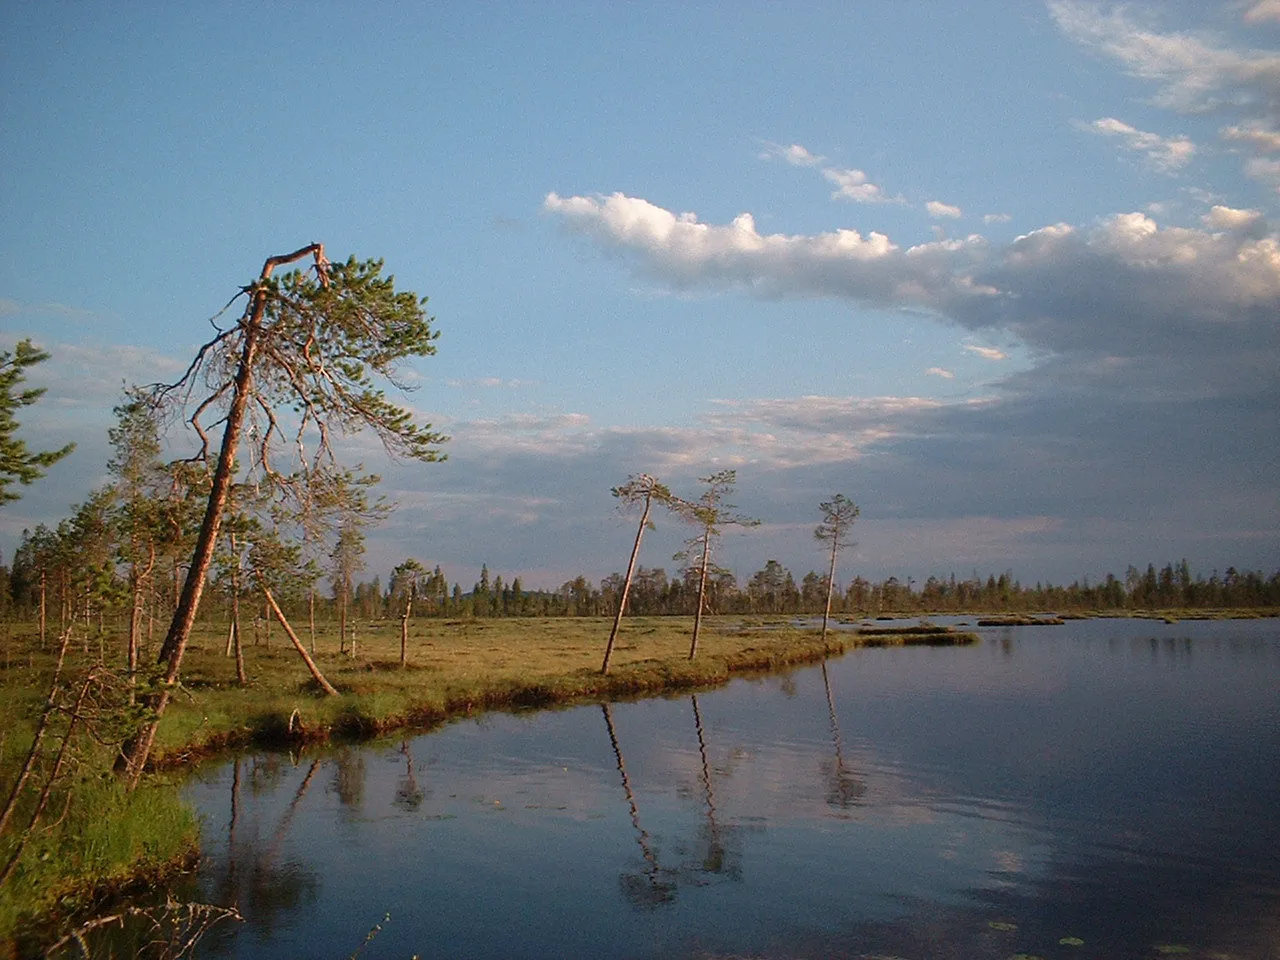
top-left (1, 248), bottom-right (1277, 955)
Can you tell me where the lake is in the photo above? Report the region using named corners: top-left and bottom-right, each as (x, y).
top-left (182, 617), bottom-right (1280, 959)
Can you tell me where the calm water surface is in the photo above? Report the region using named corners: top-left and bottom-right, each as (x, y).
top-left (182, 618), bottom-right (1280, 959)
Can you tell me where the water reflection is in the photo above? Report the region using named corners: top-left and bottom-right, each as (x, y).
top-left (819, 661), bottom-right (866, 811)
top-left (602, 702), bottom-right (677, 907)
top-left (181, 617), bottom-right (1280, 959)
top-left (201, 755), bottom-right (321, 947)
top-left (394, 739), bottom-right (427, 811)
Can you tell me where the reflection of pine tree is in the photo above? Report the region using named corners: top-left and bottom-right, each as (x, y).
top-left (206, 756), bottom-right (321, 943)
top-left (821, 662), bottom-right (866, 810)
top-left (682, 695), bottom-right (744, 882)
top-left (331, 748), bottom-right (366, 810)
top-left (395, 739), bottom-right (428, 811)
top-left (602, 704), bottom-right (678, 908)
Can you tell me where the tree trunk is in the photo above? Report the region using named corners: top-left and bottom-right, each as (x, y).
top-left (260, 584), bottom-right (339, 696)
top-left (338, 589), bottom-right (348, 655)
top-left (0, 628), bottom-right (72, 839)
top-left (399, 590), bottom-right (414, 667)
top-left (0, 675), bottom-right (93, 886)
top-left (688, 531), bottom-right (711, 660)
top-left (821, 538), bottom-right (839, 645)
top-left (37, 571), bottom-right (46, 648)
top-left (308, 588), bottom-right (316, 655)
top-left (120, 243), bottom-right (326, 787)
top-left (602, 494), bottom-right (652, 675)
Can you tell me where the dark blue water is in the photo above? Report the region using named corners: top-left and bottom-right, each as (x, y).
top-left (183, 618), bottom-right (1280, 959)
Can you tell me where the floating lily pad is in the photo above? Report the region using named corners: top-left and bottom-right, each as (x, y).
top-left (988, 921), bottom-right (1018, 932)
top-left (1059, 937), bottom-right (1086, 946)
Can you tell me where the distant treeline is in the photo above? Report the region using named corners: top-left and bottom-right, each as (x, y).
top-left (4, 544), bottom-right (1273, 629)
top-left (379, 560), bottom-right (1280, 618)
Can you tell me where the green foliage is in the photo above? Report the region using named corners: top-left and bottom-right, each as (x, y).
top-left (0, 339), bottom-right (75, 505)
top-left (815, 493), bottom-right (859, 546)
top-left (232, 255), bottom-right (448, 479)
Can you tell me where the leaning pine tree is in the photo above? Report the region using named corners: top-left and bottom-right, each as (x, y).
top-left (814, 494), bottom-right (859, 645)
top-left (119, 244), bottom-right (447, 786)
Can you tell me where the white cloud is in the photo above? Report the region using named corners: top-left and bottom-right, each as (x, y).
top-left (544, 191), bottom-right (994, 308)
top-left (1221, 122), bottom-right (1280, 151)
top-left (823, 166), bottom-right (894, 203)
top-left (1050, 2), bottom-right (1280, 115)
top-left (1202, 204), bottom-right (1265, 230)
top-left (963, 344), bottom-right (1008, 361)
top-left (926, 367), bottom-right (955, 379)
top-left (760, 141), bottom-right (825, 167)
top-left (983, 213), bottom-right (1012, 224)
top-left (1085, 116), bottom-right (1196, 171)
top-left (927, 200), bottom-right (963, 219)
top-left (546, 191), bottom-right (1280, 394)
top-left (1245, 0), bottom-right (1280, 24)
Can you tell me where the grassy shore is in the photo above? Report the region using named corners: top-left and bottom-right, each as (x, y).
top-left (0, 614), bottom-right (974, 948)
top-left (143, 615), bottom-right (979, 761)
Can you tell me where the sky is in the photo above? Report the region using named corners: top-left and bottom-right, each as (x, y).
top-left (2, 1), bottom-right (1278, 591)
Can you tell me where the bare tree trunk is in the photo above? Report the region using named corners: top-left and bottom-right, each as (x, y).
top-left (821, 536), bottom-right (839, 645)
top-left (233, 619), bottom-right (246, 686)
top-left (37, 571), bottom-right (46, 648)
top-left (688, 532), bottom-right (711, 661)
top-left (602, 494), bottom-right (653, 675)
top-left (308, 588), bottom-right (316, 655)
top-left (399, 592), bottom-right (413, 667)
top-left (338, 590), bottom-right (348, 656)
top-left (260, 584), bottom-right (339, 696)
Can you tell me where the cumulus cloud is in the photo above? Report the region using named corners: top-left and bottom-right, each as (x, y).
top-left (823, 166), bottom-right (896, 203)
top-left (926, 367), bottom-right (955, 379)
top-left (546, 189), bottom-right (1280, 411)
top-left (983, 213), bottom-right (1013, 224)
top-left (547, 191), bottom-right (1280, 369)
top-left (760, 141), bottom-right (826, 167)
top-left (927, 200), bottom-right (963, 219)
top-left (543, 191), bottom-right (994, 308)
top-left (1085, 116), bottom-right (1196, 171)
top-left (1202, 204), bottom-right (1265, 230)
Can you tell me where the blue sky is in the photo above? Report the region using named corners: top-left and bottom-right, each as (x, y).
top-left (2, 1), bottom-right (1278, 590)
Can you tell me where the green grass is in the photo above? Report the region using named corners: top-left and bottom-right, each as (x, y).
top-left (136, 616), bottom-right (982, 760)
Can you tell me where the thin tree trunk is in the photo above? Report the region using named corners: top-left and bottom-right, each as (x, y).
top-left (399, 591), bottom-right (413, 667)
top-left (0, 628), bottom-right (72, 838)
top-left (260, 584), bottom-right (339, 696)
top-left (338, 590), bottom-right (348, 656)
top-left (602, 494), bottom-right (652, 675)
top-left (688, 531), bottom-right (711, 661)
top-left (0, 674), bottom-right (93, 886)
top-left (37, 571), bottom-right (46, 648)
top-left (233, 619), bottom-right (246, 686)
top-left (308, 588), bottom-right (316, 655)
top-left (821, 537), bottom-right (839, 645)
